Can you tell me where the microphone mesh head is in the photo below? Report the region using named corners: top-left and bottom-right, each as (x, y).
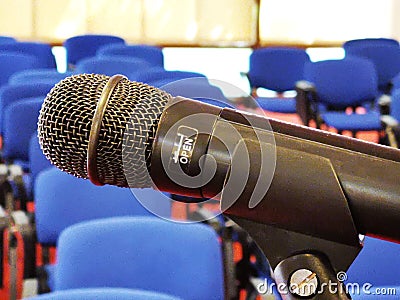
top-left (38, 73), bottom-right (172, 187)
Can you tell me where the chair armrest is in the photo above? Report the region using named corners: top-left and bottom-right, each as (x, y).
top-left (240, 71), bottom-right (249, 79)
top-left (296, 80), bottom-right (316, 92)
top-left (295, 81), bottom-right (317, 126)
top-left (381, 115), bottom-right (399, 128)
top-left (378, 95), bottom-right (392, 115)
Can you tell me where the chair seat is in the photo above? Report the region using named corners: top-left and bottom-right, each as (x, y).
top-left (256, 97), bottom-right (296, 113)
top-left (45, 264), bottom-right (56, 291)
top-left (321, 111), bottom-right (382, 131)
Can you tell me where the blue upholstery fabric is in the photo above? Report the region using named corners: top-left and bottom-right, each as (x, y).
top-left (0, 42), bottom-right (56, 68)
top-left (9, 69), bottom-right (74, 85)
top-left (304, 57), bottom-right (378, 108)
top-left (25, 288), bottom-right (181, 300)
top-left (347, 237), bottom-right (400, 293)
top-left (247, 47), bottom-right (310, 113)
top-left (256, 97), bottom-right (297, 113)
top-left (34, 168), bottom-right (169, 245)
top-left (75, 56), bottom-right (151, 78)
top-left (343, 38), bottom-right (399, 50)
top-left (55, 216), bottom-right (224, 300)
top-left (390, 89), bottom-right (400, 121)
top-left (97, 44), bottom-right (164, 67)
top-left (0, 52), bottom-right (39, 86)
top-left (248, 47), bottom-right (310, 92)
top-left (345, 45), bottom-right (400, 92)
top-left (0, 82), bottom-right (53, 133)
top-left (0, 36), bottom-right (16, 44)
top-left (321, 111), bottom-right (382, 131)
top-left (63, 34), bottom-right (125, 66)
top-left (2, 97), bottom-right (44, 162)
top-left (133, 67), bottom-right (205, 84)
top-left (29, 133), bottom-right (52, 185)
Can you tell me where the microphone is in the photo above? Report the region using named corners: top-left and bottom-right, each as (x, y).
top-left (38, 73), bottom-right (400, 246)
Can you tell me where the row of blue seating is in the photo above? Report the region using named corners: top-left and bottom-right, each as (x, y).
top-left (2, 34), bottom-right (400, 299)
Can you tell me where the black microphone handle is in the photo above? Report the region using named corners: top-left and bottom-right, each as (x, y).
top-left (149, 97), bottom-right (400, 244)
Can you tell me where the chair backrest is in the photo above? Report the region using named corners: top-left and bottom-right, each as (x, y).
top-left (75, 56), bottom-right (151, 78)
top-left (390, 89), bottom-right (400, 121)
top-left (0, 42), bottom-right (56, 68)
top-left (25, 288), bottom-right (181, 300)
top-left (345, 44), bottom-right (400, 92)
top-left (63, 34), bottom-right (125, 67)
top-left (29, 133), bottom-right (52, 185)
top-left (248, 47), bottom-right (311, 92)
top-left (304, 57), bottom-right (378, 108)
top-left (133, 67), bottom-right (206, 84)
top-left (0, 52), bottom-right (39, 86)
top-left (34, 168), bottom-right (170, 245)
top-left (0, 82), bottom-right (54, 134)
top-left (9, 69), bottom-right (74, 85)
top-left (157, 77), bottom-right (231, 107)
top-left (0, 36), bottom-right (16, 44)
top-left (97, 44), bottom-right (164, 67)
top-left (2, 97), bottom-right (44, 162)
top-left (343, 38), bottom-right (399, 50)
top-left (55, 216), bottom-right (224, 300)
top-left (347, 237), bottom-right (400, 286)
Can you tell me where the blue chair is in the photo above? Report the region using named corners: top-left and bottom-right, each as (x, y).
top-left (346, 237), bottom-right (400, 298)
top-left (0, 52), bottom-right (40, 86)
top-left (28, 133), bottom-right (52, 195)
top-left (133, 67), bottom-right (206, 85)
top-left (97, 44), bottom-right (164, 67)
top-left (55, 216), bottom-right (224, 300)
top-left (63, 34), bottom-right (125, 68)
top-left (393, 73), bottom-right (400, 91)
top-left (300, 57), bottom-right (382, 136)
top-left (25, 288), bottom-right (181, 300)
top-left (0, 42), bottom-right (56, 69)
top-left (247, 47), bottom-right (311, 113)
top-left (345, 44), bottom-right (400, 94)
top-left (2, 97), bottom-right (44, 168)
top-left (75, 56), bottom-right (151, 78)
top-left (9, 69), bottom-right (74, 86)
top-left (34, 168), bottom-right (170, 292)
top-left (0, 36), bottom-right (16, 44)
top-left (158, 77), bottom-right (232, 108)
top-left (0, 82), bottom-right (54, 134)
top-left (343, 38), bottom-right (399, 50)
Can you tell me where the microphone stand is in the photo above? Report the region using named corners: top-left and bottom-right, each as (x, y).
top-left (222, 132), bottom-right (364, 300)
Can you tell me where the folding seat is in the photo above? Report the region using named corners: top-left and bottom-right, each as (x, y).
top-left (346, 236), bottom-right (400, 299)
top-left (0, 52), bottom-right (40, 86)
top-left (0, 42), bottom-right (56, 69)
top-left (132, 67), bottom-right (206, 85)
top-left (97, 44), bottom-right (164, 67)
top-left (344, 43), bottom-right (400, 94)
top-left (343, 38), bottom-right (399, 50)
top-left (296, 57), bottom-right (382, 137)
top-left (34, 168), bottom-right (171, 293)
top-left (9, 69), bottom-right (74, 86)
top-left (2, 97), bottom-right (44, 170)
top-left (246, 47), bottom-right (311, 113)
top-left (63, 34), bottom-right (125, 69)
top-left (75, 56), bottom-right (152, 79)
top-left (0, 36), bottom-right (16, 44)
top-left (0, 83), bottom-right (53, 135)
top-left (54, 216), bottom-right (224, 300)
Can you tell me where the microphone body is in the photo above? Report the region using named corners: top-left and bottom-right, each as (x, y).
top-left (149, 97), bottom-right (400, 245)
top-left (37, 74), bottom-right (400, 248)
